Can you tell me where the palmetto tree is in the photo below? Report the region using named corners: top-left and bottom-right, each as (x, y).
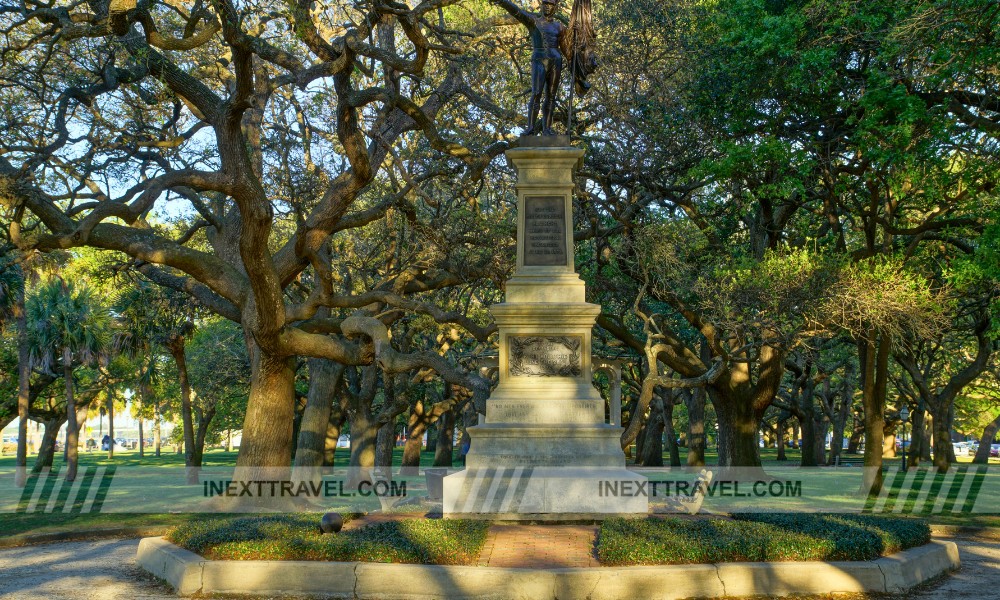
top-left (113, 280), bottom-right (194, 458)
top-left (27, 277), bottom-right (111, 481)
top-left (3, 246), bottom-right (68, 486)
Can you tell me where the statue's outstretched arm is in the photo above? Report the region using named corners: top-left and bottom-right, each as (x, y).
top-left (490, 0), bottom-right (535, 29)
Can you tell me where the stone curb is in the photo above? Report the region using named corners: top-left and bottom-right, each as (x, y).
top-left (137, 537), bottom-right (960, 599)
top-left (930, 524), bottom-right (1000, 539)
top-left (0, 526), bottom-right (171, 549)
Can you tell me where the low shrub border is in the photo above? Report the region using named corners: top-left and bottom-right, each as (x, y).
top-left (169, 513), bottom-right (929, 567)
top-left (166, 514), bottom-right (490, 565)
top-left (598, 514), bottom-right (931, 566)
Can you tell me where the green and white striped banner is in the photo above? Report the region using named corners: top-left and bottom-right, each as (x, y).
top-left (453, 467), bottom-right (535, 513)
top-left (863, 466), bottom-right (987, 515)
top-left (15, 466), bottom-right (116, 514)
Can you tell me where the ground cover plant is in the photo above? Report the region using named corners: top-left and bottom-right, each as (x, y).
top-left (167, 514), bottom-right (490, 565)
top-left (598, 514), bottom-right (931, 565)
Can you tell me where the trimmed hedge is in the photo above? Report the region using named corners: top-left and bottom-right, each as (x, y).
top-left (167, 514), bottom-right (490, 565)
top-left (598, 514), bottom-right (930, 566)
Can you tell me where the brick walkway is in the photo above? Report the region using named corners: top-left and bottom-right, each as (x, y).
top-left (477, 524), bottom-right (599, 568)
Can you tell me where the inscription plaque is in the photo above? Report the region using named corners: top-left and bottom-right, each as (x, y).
top-left (509, 336), bottom-right (582, 377)
top-left (523, 196), bottom-right (567, 266)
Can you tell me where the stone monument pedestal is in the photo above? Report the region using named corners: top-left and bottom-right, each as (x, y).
top-left (443, 145), bottom-right (647, 520)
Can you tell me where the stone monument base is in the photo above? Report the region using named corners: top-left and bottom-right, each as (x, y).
top-left (442, 467), bottom-right (648, 520)
top-left (464, 424), bottom-right (626, 468)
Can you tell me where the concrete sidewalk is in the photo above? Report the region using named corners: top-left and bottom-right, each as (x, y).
top-left (0, 530), bottom-right (994, 599)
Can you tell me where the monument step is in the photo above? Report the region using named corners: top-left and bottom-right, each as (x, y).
top-left (443, 466), bottom-right (648, 517)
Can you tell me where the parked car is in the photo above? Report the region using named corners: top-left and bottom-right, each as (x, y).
top-left (336, 435), bottom-right (350, 449)
top-left (991, 444), bottom-right (1000, 458)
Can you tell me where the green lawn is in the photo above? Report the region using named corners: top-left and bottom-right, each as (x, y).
top-left (0, 512), bottom-right (234, 539)
top-left (2, 445), bottom-right (997, 540)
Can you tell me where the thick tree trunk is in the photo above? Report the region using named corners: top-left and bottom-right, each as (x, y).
top-left (639, 398), bottom-right (664, 467)
top-left (14, 280), bottom-right (29, 487)
top-left (193, 407), bottom-right (216, 468)
top-left (426, 424), bottom-right (438, 454)
top-left (236, 350), bottom-right (298, 468)
top-left (401, 425), bottom-right (427, 470)
top-left (294, 359), bottom-right (342, 468)
top-left (973, 412), bottom-right (1000, 464)
top-left (33, 417), bottom-right (64, 471)
top-left (375, 421), bottom-right (395, 468)
top-left (829, 411), bottom-right (846, 465)
top-left (848, 421), bottom-right (863, 454)
top-left (776, 416), bottom-right (787, 461)
top-left (907, 407), bottom-right (925, 468)
top-left (349, 411), bottom-right (377, 469)
top-left (634, 413), bottom-right (648, 464)
top-left (932, 407), bottom-right (956, 473)
top-left (920, 415), bottom-right (932, 461)
top-left (665, 399), bottom-right (681, 467)
top-left (712, 390), bottom-right (763, 468)
top-left (860, 336), bottom-right (890, 495)
top-left (433, 409), bottom-right (455, 467)
top-left (828, 370), bottom-right (852, 465)
top-left (685, 388), bottom-right (706, 467)
top-left (170, 339), bottom-right (197, 480)
top-left (799, 411), bottom-right (817, 466)
top-left (63, 347), bottom-right (79, 482)
top-left (814, 417), bottom-right (828, 465)
top-left (797, 366), bottom-right (819, 467)
top-left (402, 398), bottom-right (430, 473)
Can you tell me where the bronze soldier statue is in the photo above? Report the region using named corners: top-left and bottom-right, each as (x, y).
top-left (493, 0), bottom-right (596, 136)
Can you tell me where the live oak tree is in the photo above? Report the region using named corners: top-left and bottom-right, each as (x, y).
top-left (1, 0), bottom-right (510, 468)
top-left (3, 0), bottom-right (997, 476)
top-left (656, 0), bottom-right (995, 478)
